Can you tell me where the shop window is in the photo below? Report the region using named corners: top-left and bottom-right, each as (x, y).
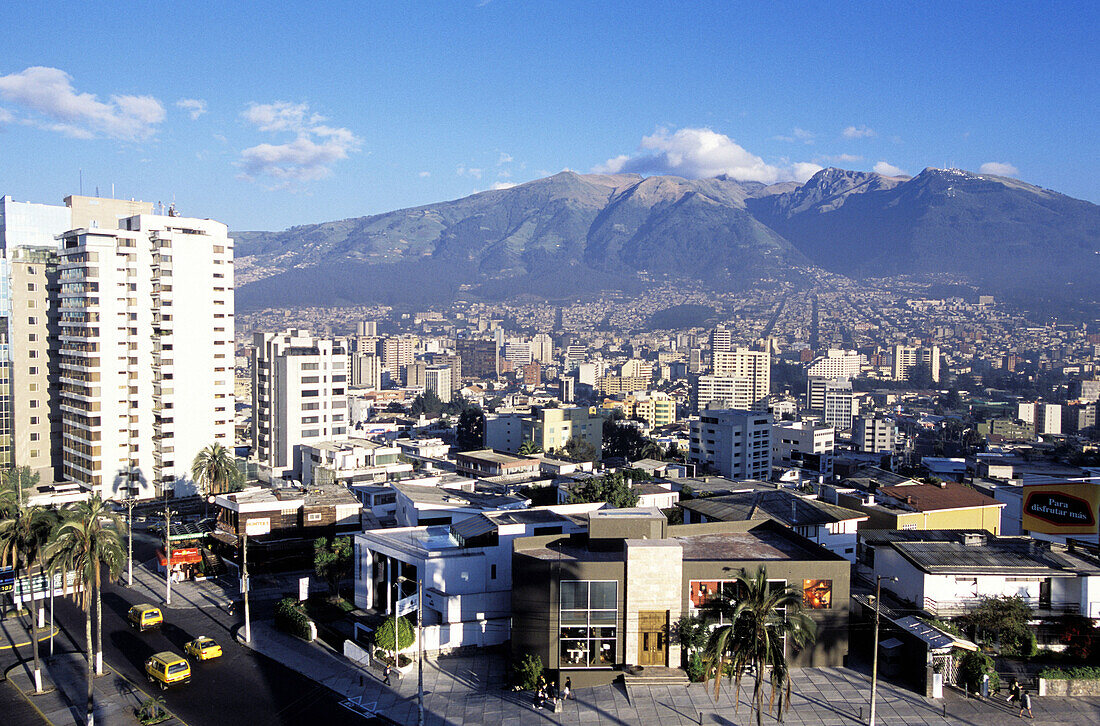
top-left (803, 579), bottom-right (833, 609)
top-left (558, 580), bottom-right (617, 668)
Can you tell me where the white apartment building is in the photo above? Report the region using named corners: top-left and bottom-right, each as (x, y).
top-left (892, 344), bottom-right (940, 383)
top-left (709, 326), bottom-right (732, 353)
top-left (810, 377), bottom-right (860, 431)
top-left (531, 333), bottom-right (554, 363)
top-left (771, 420), bottom-right (835, 476)
top-left (689, 409), bottom-right (773, 481)
top-left (252, 330), bottom-right (350, 479)
top-left (853, 414), bottom-right (897, 454)
top-left (57, 213), bottom-right (234, 499)
top-left (695, 375), bottom-right (758, 413)
top-left (805, 349), bottom-right (862, 380)
top-left (503, 342), bottom-right (532, 367)
top-left (352, 352), bottom-right (382, 389)
top-left (711, 348), bottom-right (770, 410)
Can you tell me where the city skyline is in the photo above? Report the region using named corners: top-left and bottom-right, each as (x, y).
top-left (0, 2), bottom-right (1097, 230)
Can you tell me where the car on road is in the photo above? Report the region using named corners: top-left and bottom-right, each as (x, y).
top-left (128, 603), bottom-right (163, 631)
top-left (145, 651), bottom-right (191, 690)
top-left (184, 636), bottom-right (223, 661)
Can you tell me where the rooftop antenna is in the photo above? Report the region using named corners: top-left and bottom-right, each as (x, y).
top-left (95, 185), bottom-right (100, 198)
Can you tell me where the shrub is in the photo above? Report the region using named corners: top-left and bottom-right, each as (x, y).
top-left (512, 652), bottom-right (543, 691)
top-left (1038, 666), bottom-right (1100, 680)
top-left (957, 650), bottom-right (999, 693)
top-left (687, 651), bottom-right (707, 682)
top-left (274, 597), bottom-right (312, 640)
top-left (373, 615), bottom-right (415, 656)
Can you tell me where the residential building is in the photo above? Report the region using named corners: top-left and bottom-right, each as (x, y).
top-left (861, 530), bottom-right (1100, 619)
top-left (351, 352), bottom-right (382, 389)
top-left (709, 325), bottom-right (731, 353)
top-left (298, 437), bottom-right (411, 486)
top-left (678, 489), bottom-right (868, 561)
top-left (835, 479), bottom-right (1005, 534)
top-left (404, 361), bottom-right (426, 388)
top-left (531, 333), bottom-right (554, 363)
top-left (711, 348), bottom-right (769, 410)
top-left (503, 342), bottom-right (532, 367)
top-left (805, 349), bottom-right (862, 380)
top-left (892, 344), bottom-right (940, 383)
top-left (1068, 379), bottom-right (1100, 404)
top-left (689, 409), bottom-right (772, 480)
top-left (525, 406), bottom-right (603, 455)
top-left (512, 513), bottom-right (850, 687)
top-left (392, 482), bottom-right (529, 527)
top-left (457, 338), bottom-right (498, 380)
top-left (382, 336), bottom-right (416, 376)
top-left (521, 360), bottom-right (541, 387)
top-left (252, 329), bottom-right (350, 479)
top-left (822, 379), bottom-right (860, 431)
top-left (622, 390), bottom-right (676, 429)
top-left (455, 449), bottom-right (540, 479)
top-left (596, 375), bottom-right (649, 396)
top-left (57, 212), bottom-right (234, 499)
top-left (771, 420), bottom-right (835, 476)
top-left (694, 374), bottom-right (757, 413)
top-left (853, 414), bottom-right (897, 454)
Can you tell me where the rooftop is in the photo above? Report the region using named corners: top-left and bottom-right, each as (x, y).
top-left (863, 530), bottom-right (1100, 576)
top-left (877, 481), bottom-right (1002, 512)
top-left (456, 449), bottom-right (538, 466)
top-left (679, 490), bottom-right (868, 526)
top-left (392, 482), bottom-right (528, 510)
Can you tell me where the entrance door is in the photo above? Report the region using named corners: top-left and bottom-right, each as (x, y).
top-left (638, 610), bottom-right (668, 667)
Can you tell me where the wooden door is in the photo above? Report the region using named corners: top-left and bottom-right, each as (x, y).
top-left (638, 610), bottom-right (668, 667)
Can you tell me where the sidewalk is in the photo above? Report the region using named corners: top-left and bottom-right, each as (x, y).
top-left (124, 556), bottom-right (306, 610)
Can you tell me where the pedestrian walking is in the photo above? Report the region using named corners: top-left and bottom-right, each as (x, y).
top-left (981, 673), bottom-right (990, 699)
top-left (1007, 679), bottom-right (1020, 704)
top-left (1019, 690), bottom-right (1032, 719)
top-left (563, 676), bottom-right (572, 700)
top-left (383, 664), bottom-right (392, 686)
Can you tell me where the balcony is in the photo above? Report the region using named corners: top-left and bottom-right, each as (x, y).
top-left (922, 596), bottom-right (1081, 618)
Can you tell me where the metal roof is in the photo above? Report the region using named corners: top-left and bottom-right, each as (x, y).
top-left (679, 490), bottom-right (867, 526)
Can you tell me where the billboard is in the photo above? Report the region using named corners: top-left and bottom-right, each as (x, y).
top-left (1022, 482), bottom-right (1100, 535)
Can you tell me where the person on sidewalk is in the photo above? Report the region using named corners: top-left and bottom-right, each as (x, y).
top-left (383, 664), bottom-right (391, 686)
top-left (1006, 679), bottom-right (1020, 705)
top-left (563, 676), bottom-right (572, 700)
top-left (1018, 690), bottom-right (1032, 719)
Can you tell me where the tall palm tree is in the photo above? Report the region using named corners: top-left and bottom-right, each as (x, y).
top-left (0, 504), bottom-right (58, 693)
top-left (703, 566), bottom-right (817, 725)
top-left (191, 443), bottom-right (244, 500)
top-left (47, 496), bottom-right (124, 726)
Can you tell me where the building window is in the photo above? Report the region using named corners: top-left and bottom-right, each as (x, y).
top-left (491, 564), bottom-right (497, 580)
top-left (559, 580), bottom-right (617, 668)
top-left (802, 580), bottom-right (832, 609)
top-left (307, 512), bottom-right (322, 522)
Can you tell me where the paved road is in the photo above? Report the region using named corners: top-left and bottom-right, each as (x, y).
top-left (50, 584), bottom-right (371, 726)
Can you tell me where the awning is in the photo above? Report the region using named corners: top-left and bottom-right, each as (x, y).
top-left (156, 547), bottom-right (203, 567)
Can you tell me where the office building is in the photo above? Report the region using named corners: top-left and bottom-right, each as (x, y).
top-left (560, 376), bottom-right (575, 403)
top-left (689, 409), bottom-right (772, 480)
top-left (0, 195), bottom-right (71, 250)
top-left (351, 353), bottom-right (382, 389)
top-left (809, 377), bottom-right (859, 431)
top-left (404, 361), bottom-right (427, 388)
top-left (426, 353), bottom-right (462, 392)
top-left (356, 321), bottom-right (377, 337)
top-left (892, 344), bottom-right (940, 383)
top-left (424, 364), bottom-right (453, 403)
top-left (503, 342), bottom-right (532, 367)
top-left (694, 374), bottom-right (756, 413)
top-left (531, 333), bottom-right (554, 363)
top-left (58, 211), bottom-right (234, 499)
top-left (381, 336), bottom-right (416, 375)
top-left (709, 325), bottom-right (731, 353)
top-left (457, 338), bottom-right (499, 380)
top-left (711, 348), bottom-right (769, 410)
top-left (252, 330), bottom-right (350, 479)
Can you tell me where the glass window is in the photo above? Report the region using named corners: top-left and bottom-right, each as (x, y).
top-left (559, 581), bottom-right (588, 610)
top-left (803, 580), bottom-right (832, 609)
top-left (590, 581), bottom-right (616, 610)
top-left (558, 580), bottom-right (618, 669)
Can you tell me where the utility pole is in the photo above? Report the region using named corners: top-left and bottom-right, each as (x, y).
top-left (417, 575), bottom-right (424, 726)
top-left (125, 497), bottom-right (137, 587)
top-left (869, 575), bottom-right (897, 726)
top-left (164, 505), bottom-right (172, 606)
top-left (242, 532), bottom-right (251, 643)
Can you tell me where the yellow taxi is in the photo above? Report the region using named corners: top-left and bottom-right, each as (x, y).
top-left (144, 651), bottom-right (191, 690)
top-left (127, 604), bottom-right (163, 631)
top-left (184, 636), bottom-right (223, 661)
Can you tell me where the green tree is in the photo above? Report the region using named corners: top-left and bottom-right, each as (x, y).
top-left (602, 419), bottom-right (655, 460)
top-left (957, 650), bottom-right (999, 694)
top-left (47, 496), bottom-right (124, 725)
top-left (410, 390), bottom-right (445, 417)
top-left (703, 566), bottom-right (818, 725)
top-left (563, 436), bottom-right (600, 462)
top-left (567, 472), bottom-right (640, 508)
top-left (313, 536), bottom-right (352, 597)
top-left (0, 503), bottom-right (59, 692)
top-left (455, 406), bottom-right (485, 451)
top-left (0, 466), bottom-right (40, 516)
top-left (517, 439), bottom-right (543, 456)
top-left (512, 652), bottom-right (544, 691)
top-left (191, 443), bottom-right (245, 501)
top-left (374, 615), bottom-right (415, 664)
top-left (960, 595), bottom-right (1034, 654)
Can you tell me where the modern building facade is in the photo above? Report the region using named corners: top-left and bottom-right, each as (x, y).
top-left (711, 348), bottom-right (770, 411)
top-left (457, 337), bottom-right (499, 380)
top-left (252, 329), bottom-right (350, 479)
top-left (853, 414), bottom-right (897, 454)
top-left (771, 420), bottom-right (835, 476)
top-left (689, 409), bottom-right (772, 480)
top-left (56, 212), bottom-right (234, 499)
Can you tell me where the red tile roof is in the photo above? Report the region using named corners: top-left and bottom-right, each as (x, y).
top-left (877, 482), bottom-right (1002, 512)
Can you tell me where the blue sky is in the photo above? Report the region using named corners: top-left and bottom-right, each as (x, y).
top-left (0, 1), bottom-right (1096, 230)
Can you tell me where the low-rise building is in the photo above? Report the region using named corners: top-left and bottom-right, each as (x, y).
top-left (833, 477), bottom-right (1005, 534)
top-left (771, 420), bottom-right (835, 476)
top-left (512, 513), bottom-right (850, 687)
top-left (455, 450), bottom-right (540, 479)
top-left (689, 409), bottom-right (772, 481)
top-left (392, 482), bottom-right (529, 527)
top-left (299, 438), bottom-right (411, 487)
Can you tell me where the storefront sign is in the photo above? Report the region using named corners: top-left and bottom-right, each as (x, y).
top-left (1022, 482), bottom-right (1100, 534)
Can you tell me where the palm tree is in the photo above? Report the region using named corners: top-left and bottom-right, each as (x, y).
top-left (47, 496), bottom-right (124, 726)
top-left (191, 443), bottom-right (244, 500)
top-left (517, 439), bottom-right (543, 456)
top-left (703, 566), bottom-right (817, 725)
top-left (0, 504), bottom-right (58, 693)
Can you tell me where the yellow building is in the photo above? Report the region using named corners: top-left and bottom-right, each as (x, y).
top-left (524, 406), bottom-right (603, 454)
top-left (625, 391), bottom-right (676, 429)
top-left (839, 481), bottom-right (1004, 534)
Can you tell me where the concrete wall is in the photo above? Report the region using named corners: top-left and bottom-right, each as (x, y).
top-left (623, 540), bottom-right (683, 667)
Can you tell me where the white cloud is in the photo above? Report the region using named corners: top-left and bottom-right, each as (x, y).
top-left (0, 106), bottom-right (11, 124)
top-left (456, 165), bottom-right (483, 179)
top-left (491, 181), bottom-right (516, 190)
top-left (594, 127), bottom-right (818, 184)
top-left (238, 100), bottom-right (361, 185)
top-left (842, 125), bottom-right (877, 139)
top-left (775, 127), bottom-right (815, 144)
top-left (979, 161), bottom-right (1019, 177)
top-left (791, 162), bottom-right (824, 182)
top-left (0, 66), bottom-right (165, 140)
top-left (418, 171), bottom-right (431, 178)
top-left (497, 152), bottom-right (513, 165)
top-left (176, 98), bottom-right (207, 119)
top-left (873, 161), bottom-right (907, 176)
top-left (826, 153), bottom-right (863, 163)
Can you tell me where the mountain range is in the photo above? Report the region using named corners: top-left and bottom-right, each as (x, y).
top-left (234, 167), bottom-right (1100, 310)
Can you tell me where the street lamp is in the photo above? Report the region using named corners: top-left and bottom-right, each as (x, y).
top-left (163, 504), bottom-right (173, 606)
top-left (395, 574), bottom-right (424, 726)
top-left (122, 495), bottom-right (138, 588)
top-left (869, 575), bottom-right (898, 726)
